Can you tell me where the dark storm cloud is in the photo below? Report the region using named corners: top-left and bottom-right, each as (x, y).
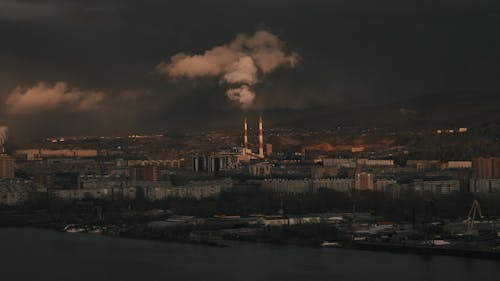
top-left (0, 0), bottom-right (69, 20)
top-left (1, 0), bottom-right (499, 139)
top-left (0, 0), bottom-right (113, 20)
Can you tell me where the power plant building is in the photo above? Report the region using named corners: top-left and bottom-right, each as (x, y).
top-left (249, 162), bottom-right (272, 177)
top-left (192, 152), bottom-right (240, 173)
top-left (240, 116), bottom-right (266, 161)
top-left (192, 116), bottom-right (268, 173)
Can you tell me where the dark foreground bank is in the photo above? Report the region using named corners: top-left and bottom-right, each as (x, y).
top-left (1, 208), bottom-right (500, 260)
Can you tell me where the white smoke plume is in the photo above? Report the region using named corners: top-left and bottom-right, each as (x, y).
top-left (225, 86), bottom-right (255, 108)
top-left (5, 82), bottom-right (105, 113)
top-left (156, 30), bottom-right (300, 108)
top-left (0, 126), bottom-right (7, 141)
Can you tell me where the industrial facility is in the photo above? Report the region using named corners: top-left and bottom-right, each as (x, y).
top-left (192, 116), bottom-right (270, 173)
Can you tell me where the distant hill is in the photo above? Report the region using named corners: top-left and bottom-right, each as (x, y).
top-left (266, 91), bottom-right (500, 130)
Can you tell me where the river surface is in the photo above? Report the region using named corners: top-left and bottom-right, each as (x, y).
top-left (0, 228), bottom-right (499, 281)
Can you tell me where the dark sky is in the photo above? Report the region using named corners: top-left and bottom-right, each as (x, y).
top-left (1, 0), bottom-right (499, 139)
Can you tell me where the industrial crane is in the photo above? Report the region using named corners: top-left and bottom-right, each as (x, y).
top-left (464, 200), bottom-right (484, 236)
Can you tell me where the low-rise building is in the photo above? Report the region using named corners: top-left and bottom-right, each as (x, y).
top-left (357, 159), bottom-right (394, 167)
top-left (129, 165), bottom-right (159, 181)
top-left (355, 172), bottom-right (374, 190)
top-left (0, 179), bottom-right (44, 206)
top-left (141, 179), bottom-right (232, 200)
top-left (407, 160), bottom-right (440, 172)
top-left (443, 161), bottom-right (472, 170)
top-left (263, 177), bottom-right (400, 195)
top-left (262, 179), bottom-right (312, 193)
top-left (470, 179), bottom-right (500, 193)
top-left (375, 179), bottom-right (400, 198)
top-left (15, 149), bottom-right (98, 160)
top-left (51, 187), bottom-right (137, 201)
top-left (257, 215), bottom-right (322, 226)
top-left (79, 175), bottom-right (127, 189)
top-left (249, 162), bottom-right (272, 177)
top-left (323, 158), bottom-right (356, 168)
top-left (375, 179), bottom-right (398, 191)
top-left (409, 180), bottom-right (460, 194)
top-left (312, 178), bottom-right (354, 192)
top-left (311, 166), bottom-right (338, 179)
top-left (126, 159), bottom-right (184, 169)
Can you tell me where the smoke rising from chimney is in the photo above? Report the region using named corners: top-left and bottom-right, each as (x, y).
top-left (0, 126), bottom-right (7, 140)
top-left (225, 86), bottom-right (255, 108)
top-left (155, 30), bottom-right (300, 108)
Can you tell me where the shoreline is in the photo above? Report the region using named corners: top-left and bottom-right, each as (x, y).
top-left (2, 224), bottom-right (499, 261)
top-left (1, 210), bottom-right (499, 261)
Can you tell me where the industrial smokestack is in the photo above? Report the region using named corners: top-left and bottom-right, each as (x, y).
top-left (244, 117), bottom-right (248, 155)
top-left (259, 116), bottom-right (264, 157)
top-left (0, 126), bottom-right (7, 154)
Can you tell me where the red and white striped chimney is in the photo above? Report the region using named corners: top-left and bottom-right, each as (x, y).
top-left (244, 117), bottom-right (248, 155)
top-left (259, 116), bottom-right (264, 157)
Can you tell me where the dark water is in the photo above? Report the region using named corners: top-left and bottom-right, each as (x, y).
top-left (1, 228), bottom-right (499, 281)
